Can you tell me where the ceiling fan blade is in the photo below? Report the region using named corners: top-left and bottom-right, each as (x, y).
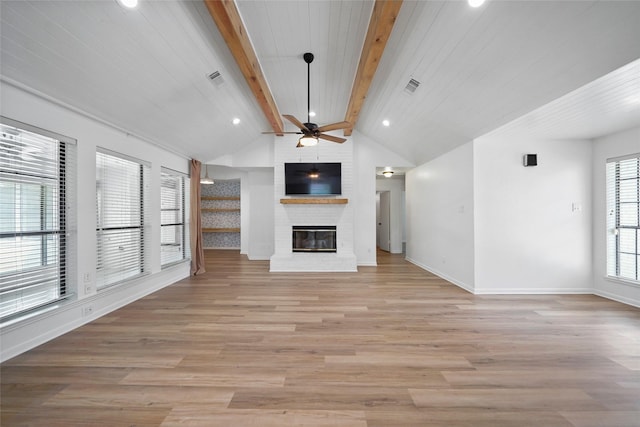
top-left (283, 114), bottom-right (310, 132)
top-left (318, 133), bottom-right (346, 144)
top-left (261, 131), bottom-right (302, 134)
top-left (316, 121), bottom-right (351, 133)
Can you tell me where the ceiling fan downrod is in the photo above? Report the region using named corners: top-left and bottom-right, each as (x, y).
top-left (303, 52), bottom-right (314, 125)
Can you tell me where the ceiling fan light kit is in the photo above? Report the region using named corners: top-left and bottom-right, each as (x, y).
top-left (298, 135), bottom-right (318, 147)
top-left (263, 52), bottom-right (351, 147)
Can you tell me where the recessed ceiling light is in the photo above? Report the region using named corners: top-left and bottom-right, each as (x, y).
top-left (232, 118), bottom-right (241, 125)
top-left (117, 0), bottom-right (138, 9)
top-left (309, 111), bottom-right (316, 117)
top-left (382, 119), bottom-right (390, 127)
top-left (468, 0), bottom-right (485, 8)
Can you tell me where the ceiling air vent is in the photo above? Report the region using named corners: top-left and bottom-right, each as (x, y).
top-left (404, 78), bottom-right (420, 94)
top-left (207, 71), bottom-right (225, 87)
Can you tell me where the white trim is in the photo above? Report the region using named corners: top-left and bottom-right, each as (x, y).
top-left (0, 115), bottom-right (76, 145)
top-left (594, 289), bottom-right (640, 308)
top-left (161, 166), bottom-right (189, 178)
top-left (606, 152), bottom-right (640, 163)
top-left (474, 288), bottom-right (592, 295)
top-left (405, 256), bottom-right (474, 293)
top-left (605, 275), bottom-right (640, 288)
top-left (97, 146), bottom-right (151, 167)
top-left (204, 246), bottom-right (241, 250)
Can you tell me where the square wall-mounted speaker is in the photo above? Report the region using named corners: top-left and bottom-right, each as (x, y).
top-left (523, 154), bottom-right (537, 167)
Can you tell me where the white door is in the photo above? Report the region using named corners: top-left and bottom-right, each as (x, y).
top-left (379, 191), bottom-right (391, 252)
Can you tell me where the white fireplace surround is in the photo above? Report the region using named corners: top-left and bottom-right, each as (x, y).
top-left (270, 137), bottom-right (357, 272)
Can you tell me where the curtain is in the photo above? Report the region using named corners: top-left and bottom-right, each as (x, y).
top-left (189, 159), bottom-right (206, 275)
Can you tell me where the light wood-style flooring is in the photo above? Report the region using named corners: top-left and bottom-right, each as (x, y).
top-left (2, 250), bottom-right (639, 426)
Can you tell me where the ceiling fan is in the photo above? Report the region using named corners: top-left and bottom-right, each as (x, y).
top-left (263, 52), bottom-right (351, 147)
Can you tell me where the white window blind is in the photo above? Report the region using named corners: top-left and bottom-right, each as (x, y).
top-left (0, 117), bottom-right (76, 320)
top-left (606, 154), bottom-right (640, 282)
top-left (96, 150), bottom-right (149, 289)
top-left (160, 168), bottom-right (189, 267)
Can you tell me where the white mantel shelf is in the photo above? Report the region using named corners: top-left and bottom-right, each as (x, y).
top-left (280, 198), bottom-right (348, 205)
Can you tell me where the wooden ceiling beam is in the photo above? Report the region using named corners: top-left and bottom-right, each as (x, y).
top-left (344, 0), bottom-right (403, 136)
top-left (204, 0), bottom-right (284, 135)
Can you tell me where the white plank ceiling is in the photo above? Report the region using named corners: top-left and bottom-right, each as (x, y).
top-left (1, 0), bottom-right (640, 165)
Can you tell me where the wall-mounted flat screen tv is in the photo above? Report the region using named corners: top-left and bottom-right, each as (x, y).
top-left (284, 162), bottom-right (342, 195)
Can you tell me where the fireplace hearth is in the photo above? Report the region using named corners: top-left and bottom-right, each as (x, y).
top-left (292, 226), bottom-right (337, 252)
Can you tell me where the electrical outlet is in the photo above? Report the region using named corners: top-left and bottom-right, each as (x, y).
top-left (85, 284), bottom-right (93, 294)
top-left (82, 305), bottom-right (94, 316)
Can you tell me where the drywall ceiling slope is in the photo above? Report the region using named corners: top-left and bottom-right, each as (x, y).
top-left (482, 58), bottom-right (640, 141)
top-left (0, 0), bottom-right (268, 160)
top-left (358, 0), bottom-right (640, 165)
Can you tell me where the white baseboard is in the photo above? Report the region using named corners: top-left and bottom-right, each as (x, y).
top-left (204, 247), bottom-right (240, 250)
top-left (594, 289), bottom-right (640, 308)
top-left (357, 261), bottom-right (378, 267)
top-left (474, 287), bottom-right (592, 295)
top-left (405, 257), bottom-right (474, 293)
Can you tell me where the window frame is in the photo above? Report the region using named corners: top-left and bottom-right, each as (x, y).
top-left (0, 116), bottom-right (76, 321)
top-left (606, 153), bottom-right (640, 284)
top-left (160, 167), bottom-right (189, 268)
top-left (95, 148), bottom-right (149, 290)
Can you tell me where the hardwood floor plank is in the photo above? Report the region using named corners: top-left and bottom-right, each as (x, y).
top-left (120, 369), bottom-right (286, 388)
top-left (228, 385), bottom-right (416, 411)
top-left (1, 249), bottom-right (638, 426)
top-left (408, 388), bottom-right (603, 411)
top-left (160, 408), bottom-right (367, 427)
top-left (2, 406), bottom-right (169, 427)
top-left (365, 409), bottom-right (575, 427)
top-left (42, 384), bottom-right (234, 408)
top-left (325, 352), bottom-right (472, 368)
top-left (560, 410), bottom-right (640, 427)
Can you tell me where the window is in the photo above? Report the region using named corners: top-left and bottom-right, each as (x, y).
top-left (607, 154), bottom-right (640, 282)
top-left (96, 150), bottom-right (149, 289)
top-left (160, 168), bottom-right (189, 267)
top-left (0, 117), bottom-right (76, 320)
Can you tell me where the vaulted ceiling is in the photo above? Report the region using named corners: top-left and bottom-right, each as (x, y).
top-left (2, 1), bottom-right (640, 166)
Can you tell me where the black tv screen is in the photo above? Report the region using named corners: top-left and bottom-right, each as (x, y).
top-left (284, 163), bottom-right (342, 195)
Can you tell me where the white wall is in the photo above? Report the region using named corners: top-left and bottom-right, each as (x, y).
top-left (592, 126), bottom-right (640, 307)
top-left (473, 136), bottom-right (592, 294)
top-left (405, 142), bottom-right (476, 291)
top-left (354, 132), bottom-right (414, 265)
top-left (246, 169), bottom-right (275, 260)
top-left (376, 176), bottom-right (405, 254)
top-left (0, 81), bottom-right (190, 361)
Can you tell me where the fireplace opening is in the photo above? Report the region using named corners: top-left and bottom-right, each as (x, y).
top-left (292, 226), bottom-right (337, 252)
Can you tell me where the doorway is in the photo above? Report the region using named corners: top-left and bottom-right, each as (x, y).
top-left (377, 191), bottom-right (391, 252)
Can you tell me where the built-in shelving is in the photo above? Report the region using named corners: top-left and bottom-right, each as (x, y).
top-left (280, 198), bottom-right (348, 204)
top-left (202, 227), bottom-right (241, 233)
top-left (200, 186), bottom-right (241, 249)
top-left (202, 196), bottom-right (240, 201)
top-left (201, 208), bottom-right (241, 212)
